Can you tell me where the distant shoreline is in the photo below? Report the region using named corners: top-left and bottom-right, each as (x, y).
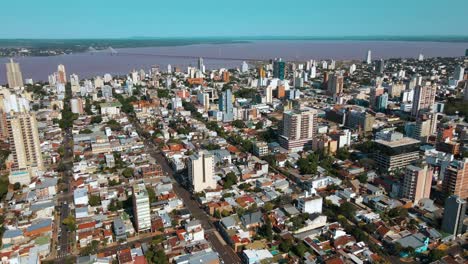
top-left (1, 36), bottom-right (468, 47)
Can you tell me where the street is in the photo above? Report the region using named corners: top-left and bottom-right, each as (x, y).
top-left (55, 127), bottom-right (75, 263)
top-left (137, 121), bottom-right (241, 264)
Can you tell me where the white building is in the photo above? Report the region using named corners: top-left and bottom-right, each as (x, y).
top-left (297, 192), bottom-right (323, 214)
top-left (133, 184), bottom-right (151, 232)
top-left (74, 188), bottom-right (89, 206)
top-left (188, 151), bottom-right (217, 193)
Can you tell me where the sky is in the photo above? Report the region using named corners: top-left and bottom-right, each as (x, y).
top-left (2, 0), bottom-right (468, 38)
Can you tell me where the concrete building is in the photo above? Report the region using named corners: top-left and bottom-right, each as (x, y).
top-left (411, 85), bottom-right (436, 117)
top-left (7, 112), bottom-right (44, 184)
top-left (442, 158), bottom-right (468, 199)
top-left (297, 193), bottom-right (323, 214)
top-left (70, 98), bottom-right (84, 114)
top-left (273, 59), bottom-right (285, 80)
top-left (188, 151), bottom-right (216, 193)
top-left (133, 184), bottom-right (151, 232)
top-left (279, 108), bottom-right (317, 152)
top-left (366, 50), bottom-right (372, 64)
top-left (373, 132), bottom-right (420, 172)
top-left (441, 195), bottom-right (466, 238)
top-left (253, 141), bottom-right (268, 157)
top-left (345, 108), bottom-right (375, 133)
top-left (401, 164), bottom-right (433, 204)
top-left (6, 59), bottom-right (24, 88)
top-left (57, 64), bottom-right (67, 84)
top-left (219, 89), bottom-right (234, 122)
top-left (327, 73), bottom-right (344, 96)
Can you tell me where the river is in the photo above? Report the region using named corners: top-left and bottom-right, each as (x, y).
top-left (1, 40), bottom-right (467, 84)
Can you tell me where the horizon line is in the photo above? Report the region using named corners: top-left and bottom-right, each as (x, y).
top-left (1, 35), bottom-right (468, 40)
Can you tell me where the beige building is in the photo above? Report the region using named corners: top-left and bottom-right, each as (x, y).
top-left (401, 164), bottom-right (433, 204)
top-left (6, 59), bottom-right (24, 88)
top-left (327, 73), bottom-right (344, 96)
top-left (7, 112), bottom-right (44, 184)
top-left (279, 108), bottom-right (317, 152)
top-left (442, 158), bottom-right (468, 199)
top-left (188, 151), bottom-right (216, 193)
top-left (411, 84), bottom-right (436, 117)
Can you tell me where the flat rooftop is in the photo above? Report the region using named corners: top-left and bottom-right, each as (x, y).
top-left (374, 137), bottom-right (420, 148)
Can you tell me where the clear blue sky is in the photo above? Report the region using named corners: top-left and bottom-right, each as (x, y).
top-left (3, 0), bottom-right (468, 38)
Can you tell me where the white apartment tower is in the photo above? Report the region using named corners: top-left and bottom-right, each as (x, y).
top-left (7, 112), bottom-right (44, 184)
top-left (6, 59), bottom-right (24, 88)
top-left (188, 151), bottom-right (216, 193)
top-left (133, 184), bottom-right (151, 232)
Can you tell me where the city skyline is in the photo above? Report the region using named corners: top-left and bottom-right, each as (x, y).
top-left (2, 0), bottom-right (468, 38)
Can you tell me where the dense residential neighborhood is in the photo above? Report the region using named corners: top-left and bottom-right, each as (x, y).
top-left (0, 53), bottom-right (467, 264)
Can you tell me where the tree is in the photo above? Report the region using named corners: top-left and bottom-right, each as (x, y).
top-left (255, 121), bottom-right (264, 130)
top-left (263, 202), bottom-right (274, 212)
top-left (214, 210), bottom-right (222, 219)
top-left (13, 182), bottom-right (21, 190)
top-left (90, 115), bottom-right (102, 124)
top-left (428, 249), bottom-right (446, 262)
top-left (260, 217), bottom-right (273, 242)
top-left (388, 207), bottom-right (408, 218)
top-left (293, 242), bottom-right (308, 257)
top-left (147, 186), bottom-right (157, 203)
top-left (80, 240), bottom-right (100, 256)
top-left (223, 172), bottom-right (238, 189)
top-left (297, 153), bottom-right (319, 175)
top-left (63, 215), bottom-right (76, 231)
top-left (79, 128), bottom-right (93, 134)
top-left (336, 147), bottom-right (350, 160)
top-left (340, 202), bottom-right (356, 220)
top-left (89, 195), bottom-right (101, 206)
top-left (122, 168), bottom-right (134, 178)
top-left (232, 120), bottom-right (246, 129)
top-left (279, 239), bottom-right (293, 253)
top-left (357, 173), bottom-right (368, 183)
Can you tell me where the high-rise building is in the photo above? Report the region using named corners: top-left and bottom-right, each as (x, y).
top-left (376, 59), bottom-right (385, 73)
top-left (57, 64), bottom-right (67, 84)
top-left (70, 98), bottom-right (84, 114)
top-left (366, 50), bottom-right (372, 64)
top-left (453, 65), bottom-right (465, 82)
top-left (265, 86), bottom-right (273, 104)
top-left (375, 93), bottom-right (388, 112)
top-left (442, 158), bottom-right (468, 199)
top-left (219, 89), bottom-right (233, 122)
top-left (441, 195), bottom-right (466, 238)
top-left (188, 151), bottom-right (216, 192)
top-left (6, 59), bottom-right (24, 88)
top-left (345, 108), bottom-right (375, 133)
top-left (7, 112), bottom-right (44, 185)
top-left (411, 85), bottom-right (436, 117)
top-left (258, 66), bottom-right (266, 79)
top-left (327, 73), bottom-right (344, 96)
top-left (369, 86), bottom-right (384, 109)
top-left (222, 71), bottom-right (230, 83)
top-left (241, 61), bottom-right (249, 73)
top-left (279, 108), bottom-right (317, 152)
top-left (464, 82), bottom-right (468, 102)
top-left (198, 57), bottom-right (205, 73)
top-left (400, 164), bottom-right (433, 204)
top-left (273, 59), bottom-right (286, 80)
top-left (373, 131), bottom-right (420, 171)
top-left (132, 184), bottom-right (151, 232)
top-left (410, 113), bottom-right (438, 142)
top-left (310, 65), bottom-right (317, 78)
